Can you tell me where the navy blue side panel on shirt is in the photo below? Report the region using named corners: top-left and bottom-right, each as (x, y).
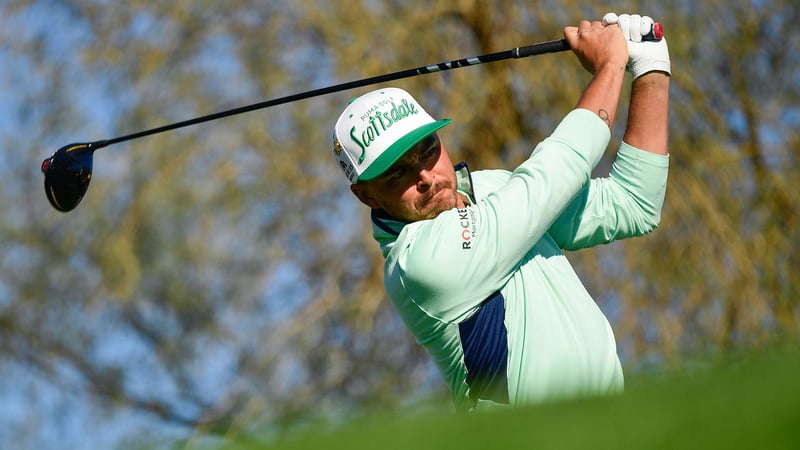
top-left (458, 291), bottom-right (510, 404)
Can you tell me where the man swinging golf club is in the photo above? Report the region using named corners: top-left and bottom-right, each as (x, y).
top-left (331, 12), bottom-right (670, 411)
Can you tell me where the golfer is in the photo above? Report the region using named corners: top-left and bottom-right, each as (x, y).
top-left (331, 13), bottom-right (670, 411)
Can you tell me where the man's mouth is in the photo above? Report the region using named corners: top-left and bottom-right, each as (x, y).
top-left (419, 187), bottom-right (440, 206)
top-left (418, 184), bottom-right (450, 209)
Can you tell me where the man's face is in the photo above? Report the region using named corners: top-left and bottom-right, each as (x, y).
top-left (350, 133), bottom-right (464, 222)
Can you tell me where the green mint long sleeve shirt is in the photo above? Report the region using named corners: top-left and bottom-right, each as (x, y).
top-left (369, 108), bottom-right (669, 411)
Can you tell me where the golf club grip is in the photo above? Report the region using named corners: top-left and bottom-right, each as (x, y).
top-left (490, 20), bottom-right (664, 60)
top-left (551, 21), bottom-right (664, 53)
top-left (514, 39), bottom-right (571, 58)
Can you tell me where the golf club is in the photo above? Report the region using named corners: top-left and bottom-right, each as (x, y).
top-left (41, 24), bottom-right (663, 212)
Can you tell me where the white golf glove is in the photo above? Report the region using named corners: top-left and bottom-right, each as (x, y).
top-left (603, 12), bottom-right (671, 79)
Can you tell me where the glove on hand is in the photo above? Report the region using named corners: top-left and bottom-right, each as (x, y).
top-left (602, 12), bottom-right (671, 79)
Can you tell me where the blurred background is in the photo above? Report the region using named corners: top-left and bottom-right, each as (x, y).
top-left (0, 0), bottom-right (797, 448)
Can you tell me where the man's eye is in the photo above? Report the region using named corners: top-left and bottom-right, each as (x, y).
top-left (387, 168), bottom-right (405, 180)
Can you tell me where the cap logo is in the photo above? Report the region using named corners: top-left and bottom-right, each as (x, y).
top-left (349, 98), bottom-right (419, 165)
top-left (332, 138), bottom-right (343, 155)
top-left (332, 87), bottom-right (450, 184)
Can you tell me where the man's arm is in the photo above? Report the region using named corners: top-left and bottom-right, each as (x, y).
top-left (623, 73), bottom-right (670, 155)
top-left (563, 20), bottom-right (628, 130)
top-left (547, 14), bottom-right (671, 249)
top-left (611, 12), bottom-right (672, 155)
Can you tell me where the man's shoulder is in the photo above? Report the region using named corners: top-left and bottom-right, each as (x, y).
top-left (473, 168), bottom-right (512, 178)
top-left (471, 168), bottom-right (512, 197)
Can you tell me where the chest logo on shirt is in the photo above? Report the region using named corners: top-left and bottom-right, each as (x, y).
top-left (457, 207), bottom-right (477, 250)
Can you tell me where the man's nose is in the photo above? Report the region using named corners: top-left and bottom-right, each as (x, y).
top-left (417, 167), bottom-right (434, 189)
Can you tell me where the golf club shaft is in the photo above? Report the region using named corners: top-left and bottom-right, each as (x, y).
top-left (90, 39), bottom-right (571, 150)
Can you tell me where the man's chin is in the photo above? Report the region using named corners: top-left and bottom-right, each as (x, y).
top-left (419, 199), bottom-right (457, 220)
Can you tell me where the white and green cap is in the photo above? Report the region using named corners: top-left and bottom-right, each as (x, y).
top-left (332, 87), bottom-right (451, 184)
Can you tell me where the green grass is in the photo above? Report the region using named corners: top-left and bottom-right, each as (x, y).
top-left (222, 348), bottom-right (800, 450)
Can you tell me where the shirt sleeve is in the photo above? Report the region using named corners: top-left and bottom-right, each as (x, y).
top-left (386, 109), bottom-right (611, 321)
top-left (547, 141), bottom-right (670, 250)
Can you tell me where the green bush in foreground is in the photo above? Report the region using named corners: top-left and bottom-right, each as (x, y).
top-left (221, 348), bottom-right (799, 450)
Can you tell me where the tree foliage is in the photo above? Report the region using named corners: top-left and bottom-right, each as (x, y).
top-left (0, 0), bottom-right (796, 447)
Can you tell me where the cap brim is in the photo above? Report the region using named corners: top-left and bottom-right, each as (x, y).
top-left (358, 119), bottom-right (452, 182)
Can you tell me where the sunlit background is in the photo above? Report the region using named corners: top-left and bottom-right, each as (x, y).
top-left (1, 1), bottom-right (797, 448)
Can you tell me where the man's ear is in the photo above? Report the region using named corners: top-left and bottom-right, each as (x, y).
top-left (350, 183), bottom-right (380, 209)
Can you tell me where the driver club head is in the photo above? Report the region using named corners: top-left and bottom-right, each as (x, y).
top-left (41, 143), bottom-right (96, 212)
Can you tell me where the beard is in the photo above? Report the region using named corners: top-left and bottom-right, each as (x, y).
top-left (412, 182), bottom-right (459, 221)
